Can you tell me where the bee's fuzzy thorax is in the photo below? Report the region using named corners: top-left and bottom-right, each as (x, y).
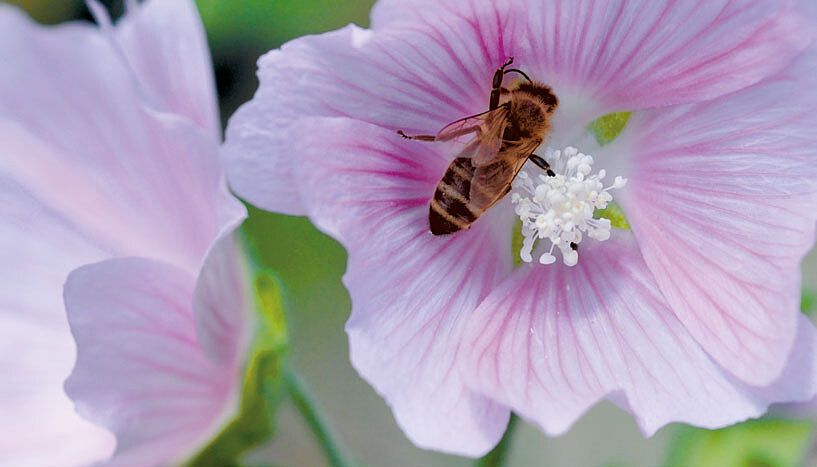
top-left (515, 82), bottom-right (558, 112)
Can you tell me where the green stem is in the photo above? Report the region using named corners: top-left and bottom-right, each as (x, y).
top-left (284, 368), bottom-right (356, 467)
top-left (477, 414), bottom-right (519, 467)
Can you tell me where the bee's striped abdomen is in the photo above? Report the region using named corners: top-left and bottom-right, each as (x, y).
top-left (429, 157), bottom-right (482, 235)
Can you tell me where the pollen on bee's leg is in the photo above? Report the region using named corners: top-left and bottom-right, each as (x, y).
top-left (511, 146), bottom-right (627, 267)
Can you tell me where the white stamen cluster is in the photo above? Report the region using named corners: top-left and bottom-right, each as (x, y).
top-left (511, 146), bottom-right (627, 266)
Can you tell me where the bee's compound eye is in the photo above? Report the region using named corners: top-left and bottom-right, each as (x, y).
top-left (570, 242), bottom-right (578, 251)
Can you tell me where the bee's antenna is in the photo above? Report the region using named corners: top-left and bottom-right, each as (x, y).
top-left (504, 68), bottom-right (533, 83)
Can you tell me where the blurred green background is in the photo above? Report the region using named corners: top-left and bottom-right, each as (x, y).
top-left (7, 1), bottom-right (817, 465)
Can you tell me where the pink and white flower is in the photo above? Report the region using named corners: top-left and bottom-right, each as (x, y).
top-left (223, 0), bottom-right (817, 457)
top-left (0, 0), bottom-right (251, 464)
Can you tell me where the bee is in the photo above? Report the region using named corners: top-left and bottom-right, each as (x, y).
top-left (398, 57), bottom-right (559, 235)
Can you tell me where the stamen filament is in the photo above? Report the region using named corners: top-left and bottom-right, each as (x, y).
top-left (512, 146), bottom-right (627, 266)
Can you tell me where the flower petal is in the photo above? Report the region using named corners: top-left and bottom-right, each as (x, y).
top-left (224, 0), bottom-right (813, 217)
top-left (460, 233), bottom-right (817, 437)
top-left (222, 22), bottom-right (486, 215)
top-left (64, 258), bottom-right (239, 466)
top-left (193, 209), bottom-right (253, 366)
top-left (112, 0), bottom-right (220, 135)
top-left (372, 0), bottom-right (814, 110)
top-left (0, 317), bottom-right (114, 466)
top-left (0, 5), bottom-right (226, 272)
top-left (620, 46), bottom-right (817, 385)
top-left (293, 118), bottom-right (513, 456)
top-left (0, 5), bottom-right (240, 463)
top-left (0, 177), bottom-right (114, 464)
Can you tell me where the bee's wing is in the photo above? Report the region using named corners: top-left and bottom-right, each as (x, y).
top-left (438, 106), bottom-right (509, 168)
top-left (437, 105), bottom-right (508, 139)
top-left (469, 138), bottom-right (541, 210)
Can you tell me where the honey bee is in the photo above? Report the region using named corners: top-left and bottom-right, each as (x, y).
top-left (398, 57), bottom-right (559, 235)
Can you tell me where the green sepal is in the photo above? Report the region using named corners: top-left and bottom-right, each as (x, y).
top-left (802, 289), bottom-right (817, 316)
top-left (252, 273), bottom-right (290, 354)
top-left (186, 272), bottom-right (290, 467)
top-left (589, 112), bottom-right (632, 146)
top-left (511, 220), bottom-right (525, 268)
top-left (476, 414), bottom-right (519, 467)
top-left (665, 419), bottom-right (815, 467)
top-left (595, 202), bottom-right (631, 230)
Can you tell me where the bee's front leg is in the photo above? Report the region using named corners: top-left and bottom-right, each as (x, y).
top-left (528, 154), bottom-right (556, 177)
top-left (397, 130), bottom-right (436, 141)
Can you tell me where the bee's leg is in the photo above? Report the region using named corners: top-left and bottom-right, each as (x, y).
top-left (397, 130), bottom-right (436, 141)
top-left (490, 57), bottom-right (515, 109)
top-left (528, 154), bottom-right (556, 177)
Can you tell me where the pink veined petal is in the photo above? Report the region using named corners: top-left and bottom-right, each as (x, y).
top-left (620, 45), bottom-right (817, 386)
top-left (0, 4), bottom-right (226, 272)
top-left (460, 233), bottom-right (817, 437)
top-left (773, 303), bottom-right (817, 418)
top-left (294, 118), bottom-right (514, 456)
top-left (224, 0), bottom-right (813, 218)
top-left (111, 0), bottom-right (220, 136)
top-left (222, 22), bottom-right (488, 216)
top-left (193, 203), bottom-right (252, 366)
top-left (372, 0), bottom-right (814, 110)
top-left (64, 258), bottom-right (240, 466)
top-left (0, 179), bottom-right (114, 464)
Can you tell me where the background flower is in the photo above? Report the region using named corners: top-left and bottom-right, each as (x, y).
top-left (0, 0), bottom-right (250, 464)
top-left (222, 0), bottom-right (817, 457)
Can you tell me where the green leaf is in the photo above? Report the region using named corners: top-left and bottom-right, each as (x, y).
top-left (186, 272), bottom-right (290, 467)
top-left (595, 202), bottom-right (631, 230)
top-left (5, 0), bottom-right (83, 24)
top-left (665, 419), bottom-right (815, 467)
top-left (589, 112), bottom-right (632, 146)
top-left (195, 0), bottom-right (375, 52)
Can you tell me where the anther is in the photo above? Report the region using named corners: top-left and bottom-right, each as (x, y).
top-left (511, 145), bottom-right (627, 267)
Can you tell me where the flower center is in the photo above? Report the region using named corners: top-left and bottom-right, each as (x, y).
top-left (511, 146), bottom-right (627, 266)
